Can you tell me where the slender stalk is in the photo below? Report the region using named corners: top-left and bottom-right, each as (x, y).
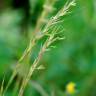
top-left (3, 0), bottom-right (76, 96)
top-left (18, 1), bottom-right (76, 95)
top-left (18, 27), bottom-right (60, 96)
top-left (4, 0), bottom-right (56, 94)
top-left (0, 75), bottom-right (5, 96)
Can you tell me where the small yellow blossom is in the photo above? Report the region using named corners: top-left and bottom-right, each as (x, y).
top-left (66, 82), bottom-right (76, 94)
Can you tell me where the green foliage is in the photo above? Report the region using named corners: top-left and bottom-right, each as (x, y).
top-left (0, 0), bottom-right (96, 96)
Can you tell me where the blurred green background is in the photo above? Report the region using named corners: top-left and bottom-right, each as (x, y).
top-left (0, 0), bottom-right (96, 96)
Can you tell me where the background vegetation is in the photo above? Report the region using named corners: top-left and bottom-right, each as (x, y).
top-left (0, 0), bottom-right (96, 96)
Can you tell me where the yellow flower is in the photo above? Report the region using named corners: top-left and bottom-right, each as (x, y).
top-left (66, 82), bottom-right (76, 95)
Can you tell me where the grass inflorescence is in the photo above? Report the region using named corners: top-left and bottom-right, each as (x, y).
top-left (1, 0), bottom-right (76, 96)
